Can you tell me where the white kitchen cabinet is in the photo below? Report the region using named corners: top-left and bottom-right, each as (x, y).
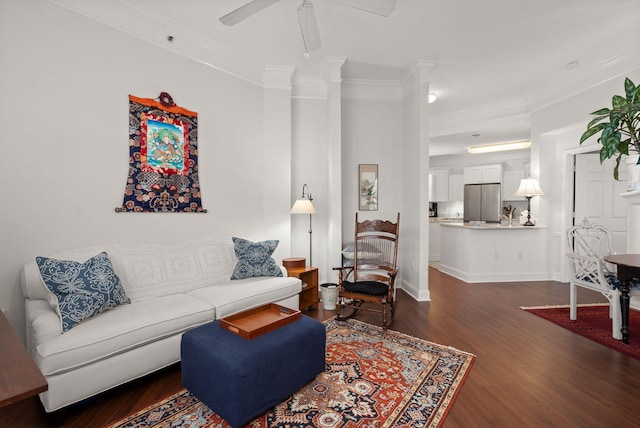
top-left (429, 169), bottom-right (449, 202)
top-left (448, 174), bottom-right (465, 201)
top-left (464, 164), bottom-right (503, 184)
top-left (464, 166), bottom-right (482, 184)
top-left (503, 170), bottom-right (525, 201)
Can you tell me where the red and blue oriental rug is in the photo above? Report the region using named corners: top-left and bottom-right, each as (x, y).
top-left (522, 304), bottom-right (640, 361)
top-left (107, 318), bottom-right (475, 428)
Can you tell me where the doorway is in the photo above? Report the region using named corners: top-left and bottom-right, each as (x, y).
top-left (573, 153), bottom-right (628, 253)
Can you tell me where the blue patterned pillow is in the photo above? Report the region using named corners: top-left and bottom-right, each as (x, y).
top-left (36, 252), bottom-right (130, 332)
top-left (231, 237), bottom-right (283, 280)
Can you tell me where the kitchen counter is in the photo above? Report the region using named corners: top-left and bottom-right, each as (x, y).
top-left (437, 222), bottom-right (550, 283)
top-left (439, 222), bottom-right (544, 230)
top-left (429, 217), bottom-right (463, 223)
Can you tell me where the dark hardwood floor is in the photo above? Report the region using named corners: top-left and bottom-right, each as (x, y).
top-left (2, 267), bottom-right (640, 427)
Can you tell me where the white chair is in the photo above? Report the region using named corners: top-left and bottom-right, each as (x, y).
top-left (566, 218), bottom-right (640, 340)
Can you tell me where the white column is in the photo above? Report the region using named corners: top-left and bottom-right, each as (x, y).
top-left (401, 60), bottom-right (435, 301)
top-left (325, 57), bottom-right (346, 281)
top-left (263, 65), bottom-right (295, 260)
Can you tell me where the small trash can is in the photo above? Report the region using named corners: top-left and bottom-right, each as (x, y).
top-left (320, 283), bottom-right (339, 310)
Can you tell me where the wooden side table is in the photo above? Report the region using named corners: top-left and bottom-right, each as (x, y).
top-left (287, 266), bottom-right (319, 311)
top-left (0, 311), bottom-right (47, 407)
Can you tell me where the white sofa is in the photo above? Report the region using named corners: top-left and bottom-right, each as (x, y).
top-left (20, 236), bottom-right (302, 412)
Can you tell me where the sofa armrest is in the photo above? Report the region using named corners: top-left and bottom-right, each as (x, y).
top-left (279, 265), bottom-right (288, 277)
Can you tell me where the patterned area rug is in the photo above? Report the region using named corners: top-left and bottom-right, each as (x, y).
top-left (106, 318), bottom-right (475, 428)
top-left (522, 304), bottom-right (640, 361)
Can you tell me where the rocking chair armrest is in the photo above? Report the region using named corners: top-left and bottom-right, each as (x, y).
top-left (332, 266), bottom-right (354, 283)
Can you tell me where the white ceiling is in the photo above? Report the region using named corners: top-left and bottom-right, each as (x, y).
top-left (51, 0), bottom-right (640, 156)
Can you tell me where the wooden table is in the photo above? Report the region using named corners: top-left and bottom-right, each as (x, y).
top-left (286, 266), bottom-right (318, 311)
top-left (0, 311), bottom-right (47, 407)
top-left (603, 254), bottom-right (640, 344)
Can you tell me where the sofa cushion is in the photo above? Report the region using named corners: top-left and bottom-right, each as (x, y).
top-left (36, 252), bottom-right (131, 332)
top-left (34, 294), bottom-right (215, 376)
top-left (22, 237), bottom-right (241, 304)
top-left (230, 237), bottom-right (283, 280)
top-left (187, 276), bottom-right (302, 319)
top-left (107, 237), bottom-right (238, 301)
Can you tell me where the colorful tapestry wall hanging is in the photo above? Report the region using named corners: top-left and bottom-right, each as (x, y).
top-left (116, 93), bottom-right (206, 213)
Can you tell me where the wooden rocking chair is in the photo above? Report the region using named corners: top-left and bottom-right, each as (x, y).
top-left (334, 213), bottom-right (400, 327)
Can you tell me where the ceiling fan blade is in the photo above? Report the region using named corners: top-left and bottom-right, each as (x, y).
top-left (330, 0), bottom-right (396, 17)
top-left (220, 0), bottom-right (280, 26)
top-left (297, 1), bottom-right (321, 52)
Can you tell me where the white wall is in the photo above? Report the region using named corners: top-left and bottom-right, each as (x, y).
top-left (341, 98), bottom-right (403, 235)
top-left (533, 68), bottom-right (640, 281)
top-left (0, 1), bottom-right (292, 335)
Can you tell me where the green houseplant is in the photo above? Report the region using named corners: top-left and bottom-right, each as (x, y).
top-left (580, 77), bottom-right (640, 180)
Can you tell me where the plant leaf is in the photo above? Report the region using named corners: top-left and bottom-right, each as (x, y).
top-left (610, 110), bottom-right (624, 128)
top-left (590, 108), bottom-right (611, 115)
top-left (580, 123), bottom-right (608, 144)
top-left (587, 115), bottom-right (608, 129)
top-left (612, 95), bottom-right (627, 110)
top-left (625, 77), bottom-right (637, 102)
top-left (617, 138), bottom-right (631, 155)
top-left (600, 126), bottom-right (621, 159)
top-left (613, 153), bottom-right (623, 180)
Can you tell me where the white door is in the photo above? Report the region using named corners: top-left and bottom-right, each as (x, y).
top-left (574, 153), bottom-right (628, 253)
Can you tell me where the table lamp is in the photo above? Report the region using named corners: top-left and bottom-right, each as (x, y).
top-left (515, 177), bottom-right (544, 226)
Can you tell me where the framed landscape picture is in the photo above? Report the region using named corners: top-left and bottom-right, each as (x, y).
top-left (359, 164), bottom-right (378, 211)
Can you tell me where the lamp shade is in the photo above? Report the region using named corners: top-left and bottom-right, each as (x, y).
top-left (291, 199), bottom-right (316, 214)
top-left (515, 178), bottom-right (544, 197)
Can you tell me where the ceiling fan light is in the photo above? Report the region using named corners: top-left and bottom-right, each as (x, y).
top-left (467, 140), bottom-right (531, 154)
top-left (297, 0), bottom-right (321, 52)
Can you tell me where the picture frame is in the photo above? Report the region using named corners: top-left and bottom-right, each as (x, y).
top-left (359, 164), bottom-right (378, 211)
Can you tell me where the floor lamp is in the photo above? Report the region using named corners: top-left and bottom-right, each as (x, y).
top-left (515, 177), bottom-right (544, 226)
top-left (291, 184), bottom-right (316, 266)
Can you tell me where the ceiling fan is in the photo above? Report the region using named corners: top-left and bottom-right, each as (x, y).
top-left (220, 0), bottom-right (397, 56)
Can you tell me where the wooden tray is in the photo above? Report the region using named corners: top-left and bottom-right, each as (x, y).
top-left (219, 303), bottom-right (301, 340)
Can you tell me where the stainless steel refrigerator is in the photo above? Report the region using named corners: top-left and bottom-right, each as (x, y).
top-left (463, 183), bottom-right (501, 223)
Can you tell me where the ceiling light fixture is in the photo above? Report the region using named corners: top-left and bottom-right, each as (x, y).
top-left (467, 140), bottom-right (531, 154)
top-left (428, 93), bottom-right (437, 103)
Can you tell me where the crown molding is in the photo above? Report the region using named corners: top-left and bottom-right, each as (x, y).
top-left (48, 0), bottom-right (264, 88)
top-left (263, 65), bottom-right (296, 90)
top-left (325, 57), bottom-right (347, 83)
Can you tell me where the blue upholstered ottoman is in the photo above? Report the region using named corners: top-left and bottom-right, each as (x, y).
top-left (181, 314), bottom-right (326, 428)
